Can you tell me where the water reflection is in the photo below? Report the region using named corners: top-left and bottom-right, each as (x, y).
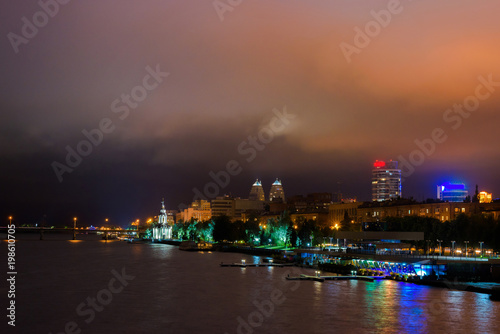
top-left (11, 238), bottom-right (500, 333)
top-left (397, 282), bottom-right (428, 333)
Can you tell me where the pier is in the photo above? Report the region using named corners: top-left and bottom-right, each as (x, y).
top-left (220, 262), bottom-right (294, 268)
top-left (286, 274), bottom-right (378, 283)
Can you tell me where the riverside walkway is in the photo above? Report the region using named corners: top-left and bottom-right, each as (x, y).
top-left (220, 262), bottom-right (294, 268)
top-left (286, 274), bottom-right (379, 283)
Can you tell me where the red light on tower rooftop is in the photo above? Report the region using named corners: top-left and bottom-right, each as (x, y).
top-left (373, 160), bottom-right (386, 168)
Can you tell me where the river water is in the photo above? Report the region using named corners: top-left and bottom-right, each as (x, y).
top-left (3, 234), bottom-right (500, 334)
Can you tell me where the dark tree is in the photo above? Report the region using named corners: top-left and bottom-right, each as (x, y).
top-left (290, 224), bottom-right (298, 247)
top-left (340, 211), bottom-right (351, 231)
top-left (472, 185), bottom-right (480, 203)
top-left (212, 215), bottom-right (232, 242)
top-left (244, 219), bottom-right (260, 244)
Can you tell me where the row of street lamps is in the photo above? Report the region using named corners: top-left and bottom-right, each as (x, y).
top-left (429, 239), bottom-right (487, 257)
top-left (6, 216), bottom-right (117, 240)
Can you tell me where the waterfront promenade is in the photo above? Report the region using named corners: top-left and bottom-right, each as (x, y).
top-left (295, 248), bottom-right (500, 265)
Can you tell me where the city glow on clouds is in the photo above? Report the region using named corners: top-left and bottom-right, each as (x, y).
top-left (2, 0), bottom-right (500, 221)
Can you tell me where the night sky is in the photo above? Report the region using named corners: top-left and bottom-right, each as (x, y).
top-left (2, 0), bottom-right (500, 227)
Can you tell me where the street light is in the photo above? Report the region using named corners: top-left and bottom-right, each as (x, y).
top-left (73, 217), bottom-right (77, 240)
top-left (464, 241), bottom-right (469, 257)
top-left (451, 241), bottom-right (456, 257)
top-left (437, 239), bottom-right (443, 256)
top-left (310, 235), bottom-right (313, 248)
top-left (329, 237), bottom-right (333, 251)
top-left (426, 240), bottom-right (431, 256)
top-left (479, 242), bottom-right (484, 257)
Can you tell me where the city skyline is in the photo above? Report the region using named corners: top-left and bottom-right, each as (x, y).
top-left (4, 2), bottom-right (500, 333)
top-left (5, 168), bottom-right (496, 227)
top-left (2, 1), bottom-right (500, 225)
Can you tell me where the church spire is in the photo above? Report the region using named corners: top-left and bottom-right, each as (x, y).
top-left (160, 198), bottom-right (166, 215)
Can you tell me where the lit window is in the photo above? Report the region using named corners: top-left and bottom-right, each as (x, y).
top-left (461, 208), bottom-right (465, 213)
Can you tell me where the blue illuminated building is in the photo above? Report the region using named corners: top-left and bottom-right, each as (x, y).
top-left (437, 183), bottom-right (468, 202)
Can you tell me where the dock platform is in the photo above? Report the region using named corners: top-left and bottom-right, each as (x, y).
top-left (285, 274), bottom-right (386, 282)
top-left (220, 262), bottom-right (294, 268)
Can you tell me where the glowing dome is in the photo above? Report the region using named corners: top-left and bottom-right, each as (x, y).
top-left (269, 179), bottom-right (285, 202)
top-left (249, 179), bottom-right (265, 201)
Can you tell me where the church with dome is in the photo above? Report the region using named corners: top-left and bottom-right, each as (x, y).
top-left (152, 199), bottom-right (173, 240)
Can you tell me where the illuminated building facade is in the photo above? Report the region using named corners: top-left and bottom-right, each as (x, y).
top-left (329, 202), bottom-right (363, 227)
top-left (332, 201), bottom-right (500, 223)
top-left (372, 160), bottom-right (402, 202)
top-left (235, 198), bottom-right (265, 221)
top-left (249, 179), bottom-right (265, 201)
top-left (269, 179), bottom-right (285, 202)
top-left (437, 183), bottom-right (468, 202)
top-left (479, 191), bottom-right (493, 203)
top-left (210, 196), bottom-right (264, 222)
top-left (178, 200), bottom-right (211, 222)
top-left (211, 196), bottom-right (236, 218)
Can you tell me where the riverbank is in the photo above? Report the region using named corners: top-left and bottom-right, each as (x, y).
top-left (141, 240), bottom-right (500, 298)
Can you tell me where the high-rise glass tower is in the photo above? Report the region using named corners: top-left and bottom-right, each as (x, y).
top-left (269, 179), bottom-right (285, 202)
top-left (372, 160), bottom-right (402, 202)
top-left (248, 179), bottom-right (265, 201)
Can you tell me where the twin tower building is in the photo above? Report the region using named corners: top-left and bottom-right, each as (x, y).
top-left (249, 179), bottom-right (286, 202)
